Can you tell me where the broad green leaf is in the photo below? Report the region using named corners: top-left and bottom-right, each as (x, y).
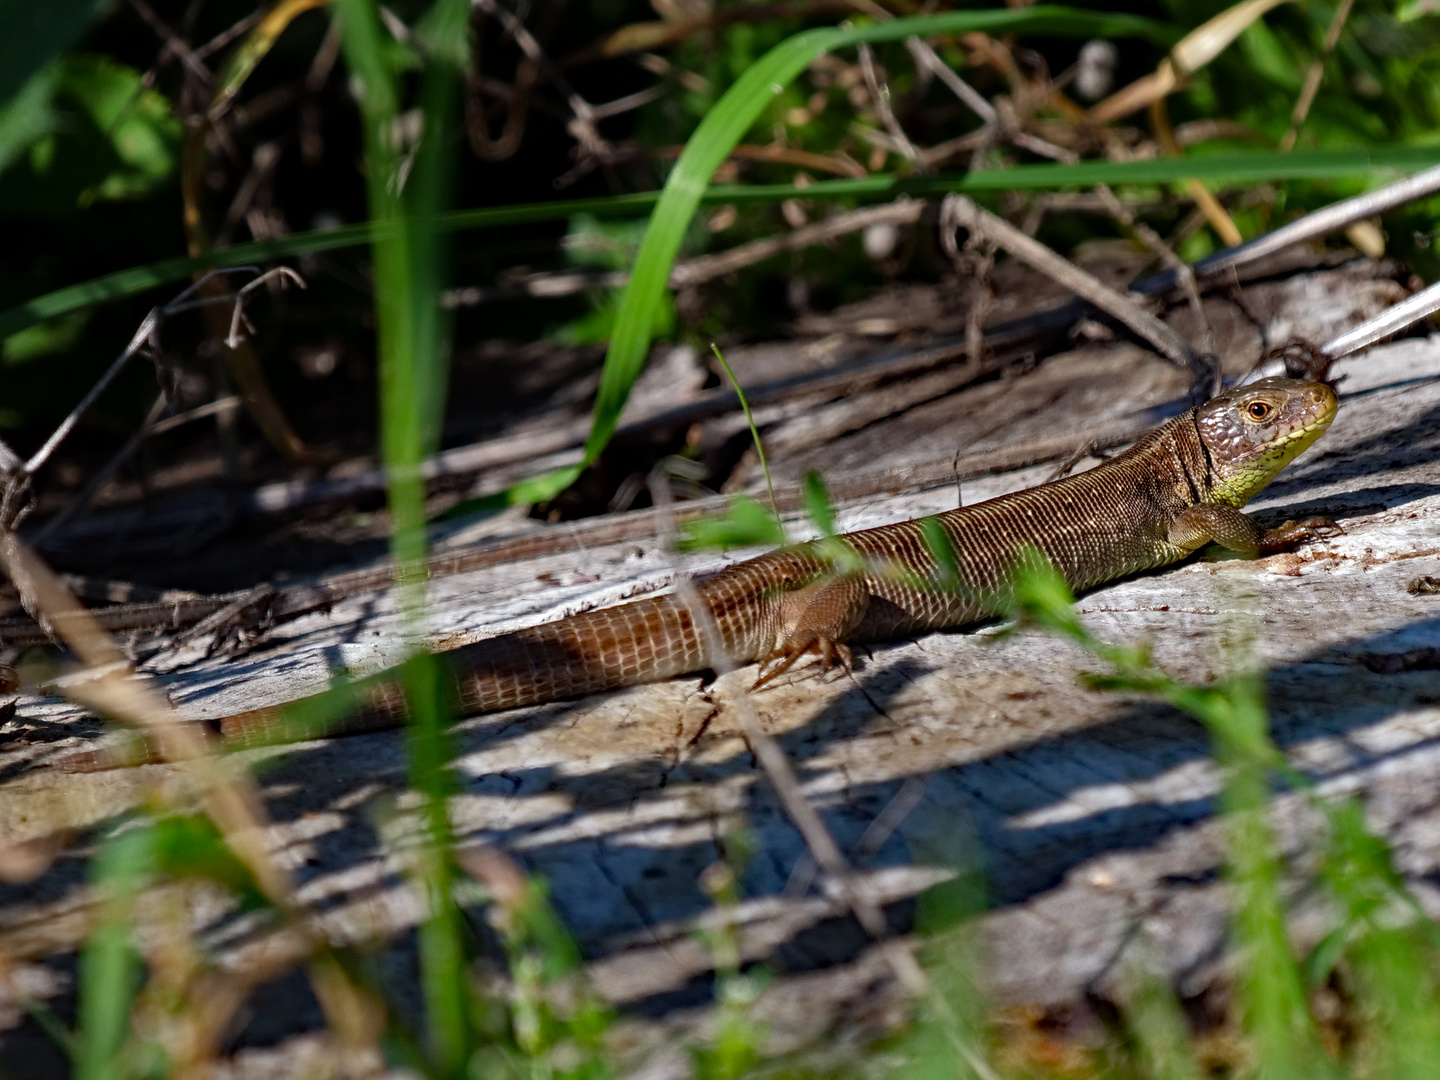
top-left (60, 55), bottom-right (182, 203)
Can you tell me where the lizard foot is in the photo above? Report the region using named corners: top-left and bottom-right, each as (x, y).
top-left (752, 633), bottom-right (855, 692)
top-left (1259, 516), bottom-right (1343, 553)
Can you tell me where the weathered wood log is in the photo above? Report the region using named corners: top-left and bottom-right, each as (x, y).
top-left (2, 260), bottom-right (1438, 1070)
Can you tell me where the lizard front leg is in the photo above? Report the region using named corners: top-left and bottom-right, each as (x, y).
top-left (753, 575), bottom-right (869, 690)
top-left (1167, 503), bottom-right (1342, 557)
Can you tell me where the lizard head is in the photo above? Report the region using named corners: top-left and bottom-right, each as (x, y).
top-left (1196, 377), bottom-right (1338, 506)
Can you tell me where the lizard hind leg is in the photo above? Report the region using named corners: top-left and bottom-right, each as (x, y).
top-left (752, 575), bottom-right (868, 691)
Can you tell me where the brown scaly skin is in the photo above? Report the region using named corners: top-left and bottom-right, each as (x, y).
top-left (68, 378), bottom-right (1339, 767)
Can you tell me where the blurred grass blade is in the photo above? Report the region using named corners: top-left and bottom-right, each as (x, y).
top-left (1008, 553), bottom-right (1329, 1078)
top-left (338, 0), bottom-right (470, 1071)
top-left (1320, 801), bottom-right (1440, 1079)
top-left (1121, 966), bottom-right (1207, 1080)
top-left (800, 471), bottom-right (836, 537)
top-left (76, 824), bottom-right (155, 1080)
top-left (1214, 675), bottom-right (1329, 1080)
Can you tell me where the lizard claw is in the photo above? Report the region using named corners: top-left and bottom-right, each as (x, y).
top-left (752, 634), bottom-right (854, 691)
top-left (1258, 515), bottom-right (1344, 553)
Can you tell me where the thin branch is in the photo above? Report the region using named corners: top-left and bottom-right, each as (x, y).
top-left (8, 268), bottom-right (297, 532)
top-left (1280, 0), bottom-right (1356, 151)
top-left (470, 0), bottom-right (610, 163)
top-left (129, 0), bottom-right (212, 82)
top-left (904, 37), bottom-right (996, 125)
top-left (941, 194), bottom-right (1199, 371)
top-left (1321, 279), bottom-right (1440, 360)
top-left (226, 267), bottom-right (307, 348)
top-left (442, 199), bottom-right (925, 306)
top-left (1186, 164), bottom-right (1440, 283)
top-left (857, 43), bottom-right (918, 164)
top-left (647, 472), bottom-right (930, 999)
top-left (1093, 183), bottom-right (1218, 394)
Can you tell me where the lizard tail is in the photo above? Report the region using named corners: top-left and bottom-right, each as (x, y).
top-left (59, 594), bottom-right (715, 771)
top-left (451, 593), bottom-right (710, 712)
top-left (225, 590), bottom-right (719, 745)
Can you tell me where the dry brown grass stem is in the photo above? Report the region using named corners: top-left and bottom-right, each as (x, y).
top-left (0, 527), bottom-right (381, 1070)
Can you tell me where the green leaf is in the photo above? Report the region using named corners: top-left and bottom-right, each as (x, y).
top-left (920, 516), bottom-right (963, 595)
top-left (1009, 545), bottom-right (1082, 637)
top-left (0, 65), bottom-right (60, 174)
top-left (3, 309), bottom-right (88, 364)
top-left (800, 471), bottom-right (836, 537)
top-left (679, 494), bottom-right (787, 551)
top-left (58, 54), bottom-right (182, 202)
top-left (150, 814), bottom-right (268, 911)
top-left (1240, 18), bottom-right (1303, 91)
top-left (1397, 0), bottom-right (1440, 23)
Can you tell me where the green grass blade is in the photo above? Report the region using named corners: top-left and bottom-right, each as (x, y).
top-left (76, 825), bottom-right (155, 1080)
top-left (1319, 801), bottom-right (1440, 1079)
top-left (800, 471), bottom-right (836, 538)
top-left (4, 146), bottom-right (1437, 342)
top-left (578, 6), bottom-right (1169, 474)
top-left (338, 0), bottom-right (470, 1071)
top-left (1212, 677), bottom-right (1331, 1080)
top-left (710, 342), bottom-right (778, 519)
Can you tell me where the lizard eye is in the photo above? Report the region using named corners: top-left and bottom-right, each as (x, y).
top-left (1247, 401), bottom-right (1273, 421)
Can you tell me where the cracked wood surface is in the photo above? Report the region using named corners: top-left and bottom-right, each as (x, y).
top-left (1, 259), bottom-right (1439, 1070)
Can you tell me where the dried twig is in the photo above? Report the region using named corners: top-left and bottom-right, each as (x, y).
top-left (0, 527), bottom-right (379, 1067)
top-left (1280, 0), bottom-right (1356, 151)
top-left (940, 194), bottom-right (1199, 372)
top-left (648, 472), bottom-right (930, 999)
top-left (444, 199), bottom-right (925, 306)
top-left (225, 266), bottom-right (306, 347)
top-left (1092, 183), bottom-right (1218, 394)
top-left (904, 37), bottom-right (996, 127)
top-left (129, 0), bottom-right (212, 82)
top-left (1321, 279), bottom-right (1440, 361)
top-left (1183, 164), bottom-right (1440, 284)
top-left (857, 43), bottom-right (918, 164)
top-left (15, 270), bottom-right (303, 540)
top-left (470, 0), bottom-right (615, 175)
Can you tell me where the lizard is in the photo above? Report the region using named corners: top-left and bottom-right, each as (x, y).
top-left (61, 376), bottom-right (1339, 767)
